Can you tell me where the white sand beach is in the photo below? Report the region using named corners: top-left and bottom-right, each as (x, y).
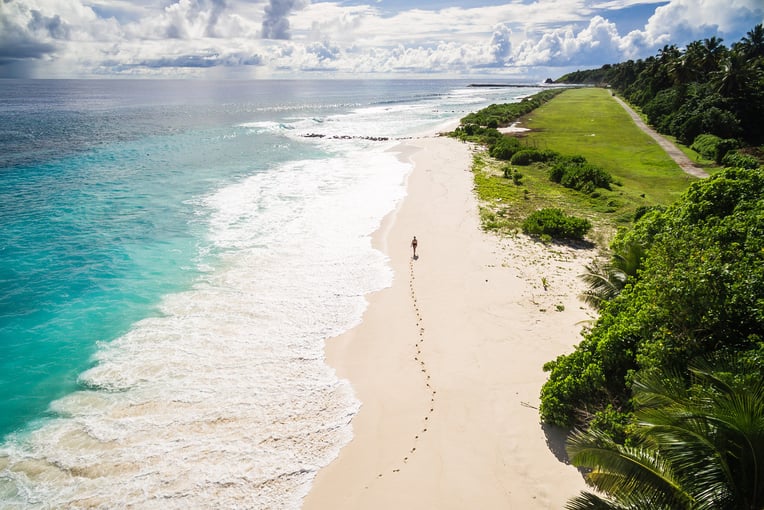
top-left (303, 135), bottom-right (596, 509)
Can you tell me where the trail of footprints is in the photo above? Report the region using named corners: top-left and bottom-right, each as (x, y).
top-left (377, 257), bottom-right (437, 479)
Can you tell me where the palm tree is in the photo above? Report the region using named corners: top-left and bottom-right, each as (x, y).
top-left (714, 50), bottom-right (757, 99)
top-left (738, 24), bottom-right (764, 60)
top-left (680, 41), bottom-right (705, 81)
top-left (700, 37), bottom-right (727, 76)
top-left (566, 361), bottom-right (764, 510)
top-left (579, 243), bottom-right (645, 309)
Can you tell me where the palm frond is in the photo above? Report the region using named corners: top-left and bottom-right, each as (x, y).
top-left (565, 491), bottom-right (632, 510)
top-left (578, 260), bottom-right (626, 308)
top-left (567, 428), bottom-right (696, 509)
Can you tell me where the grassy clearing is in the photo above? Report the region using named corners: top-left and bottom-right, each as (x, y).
top-left (615, 97), bottom-right (722, 175)
top-left (471, 87), bottom-right (702, 245)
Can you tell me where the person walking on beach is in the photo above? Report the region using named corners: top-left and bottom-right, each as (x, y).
top-left (411, 236), bottom-right (418, 259)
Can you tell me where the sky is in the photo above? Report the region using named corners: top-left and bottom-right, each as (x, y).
top-left (0, 0), bottom-right (762, 79)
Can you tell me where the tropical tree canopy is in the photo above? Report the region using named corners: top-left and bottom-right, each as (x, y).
top-left (578, 242), bottom-right (645, 310)
top-left (557, 25), bottom-right (764, 146)
top-left (541, 167), bottom-right (764, 430)
top-left (566, 359), bottom-right (764, 510)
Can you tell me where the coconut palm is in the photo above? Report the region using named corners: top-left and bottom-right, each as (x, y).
top-left (738, 24), bottom-right (764, 60)
top-left (566, 361), bottom-right (764, 510)
top-left (579, 243), bottom-right (645, 309)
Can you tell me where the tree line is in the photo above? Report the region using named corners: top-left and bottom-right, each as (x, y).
top-left (557, 25), bottom-right (764, 164)
top-left (545, 28), bottom-right (764, 509)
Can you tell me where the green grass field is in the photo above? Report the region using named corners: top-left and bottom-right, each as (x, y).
top-left (472, 87), bottom-right (702, 244)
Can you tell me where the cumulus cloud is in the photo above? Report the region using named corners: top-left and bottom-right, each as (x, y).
top-left (205, 0), bottom-right (227, 37)
top-left (490, 24), bottom-right (513, 64)
top-left (155, 0), bottom-right (231, 39)
top-left (0, 3), bottom-right (75, 67)
top-left (28, 11), bottom-right (71, 39)
top-left (513, 16), bottom-right (623, 66)
top-left (643, 0), bottom-right (762, 42)
top-left (262, 0), bottom-right (309, 40)
top-left (0, 0), bottom-right (760, 78)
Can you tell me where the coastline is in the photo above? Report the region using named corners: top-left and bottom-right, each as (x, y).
top-left (303, 135), bottom-right (595, 509)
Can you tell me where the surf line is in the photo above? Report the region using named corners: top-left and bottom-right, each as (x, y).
top-left (375, 257), bottom-right (437, 480)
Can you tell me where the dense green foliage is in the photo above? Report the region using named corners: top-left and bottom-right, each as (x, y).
top-left (510, 149), bottom-right (559, 166)
top-left (578, 242), bottom-right (645, 310)
top-left (456, 87), bottom-right (692, 235)
top-left (488, 135), bottom-right (522, 160)
top-left (451, 89), bottom-right (565, 161)
top-left (566, 360), bottom-right (764, 510)
top-left (690, 133), bottom-right (733, 161)
top-left (521, 208), bottom-right (592, 240)
top-left (549, 156), bottom-right (614, 193)
top-left (557, 25), bottom-right (764, 151)
top-left (456, 88), bottom-right (564, 129)
top-left (540, 167), bottom-right (764, 429)
top-left (721, 150), bottom-right (760, 169)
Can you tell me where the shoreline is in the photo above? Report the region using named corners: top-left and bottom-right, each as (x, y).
top-left (303, 135), bottom-right (594, 508)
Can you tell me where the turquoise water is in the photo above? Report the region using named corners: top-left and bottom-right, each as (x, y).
top-left (0, 79), bottom-right (538, 507)
top-left (0, 112), bottom-right (320, 438)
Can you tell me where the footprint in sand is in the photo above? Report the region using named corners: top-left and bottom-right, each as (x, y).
top-left (383, 258), bottom-right (437, 475)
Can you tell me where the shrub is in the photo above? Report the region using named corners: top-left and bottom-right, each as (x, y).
top-left (690, 134), bottom-right (741, 163)
top-left (549, 156), bottom-right (613, 191)
top-left (522, 208), bottom-right (592, 240)
top-left (690, 133), bottom-right (722, 159)
top-left (489, 136), bottom-right (522, 160)
top-left (714, 138), bottom-right (742, 163)
top-left (539, 149), bottom-right (561, 162)
top-left (510, 149), bottom-right (537, 165)
top-left (721, 150), bottom-right (760, 169)
top-left (512, 172), bottom-right (523, 185)
top-left (510, 149), bottom-right (557, 166)
top-left (633, 205), bottom-right (665, 222)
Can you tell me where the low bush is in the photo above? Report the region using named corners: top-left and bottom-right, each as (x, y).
top-left (490, 136), bottom-right (522, 160)
top-left (549, 156), bottom-right (613, 191)
top-left (721, 150), bottom-right (760, 169)
top-left (522, 208), bottom-right (592, 240)
top-left (690, 134), bottom-right (741, 163)
top-left (459, 89), bottom-right (564, 128)
top-left (510, 149), bottom-right (537, 165)
top-left (690, 133), bottom-right (722, 159)
top-left (512, 171), bottom-right (523, 185)
top-left (510, 149), bottom-right (559, 166)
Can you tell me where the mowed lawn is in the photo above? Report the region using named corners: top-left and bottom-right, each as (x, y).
top-left (521, 87), bottom-right (696, 207)
top-left (471, 87), bottom-right (703, 241)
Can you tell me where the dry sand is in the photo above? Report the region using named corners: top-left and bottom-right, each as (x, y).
top-left (302, 135), bottom-right (596, 509)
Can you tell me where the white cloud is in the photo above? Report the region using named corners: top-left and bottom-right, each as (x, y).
top-left (0, 0), bottom-right (760, 78)
top-left (513, 16), bottom-right (623, 66)
top-left (490, 23), bottom-right (513, 63)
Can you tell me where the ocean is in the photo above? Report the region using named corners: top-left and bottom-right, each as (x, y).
top-left (0, 79), bottom-right (539, 508)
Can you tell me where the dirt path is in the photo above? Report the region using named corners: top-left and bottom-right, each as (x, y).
top-left (612, 95), bottom-right (709, 179)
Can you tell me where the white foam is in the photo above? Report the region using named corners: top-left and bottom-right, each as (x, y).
top-left (0, 82), bottom-right (537, 508)
top-left (0, 144), bottom-right (409, 509)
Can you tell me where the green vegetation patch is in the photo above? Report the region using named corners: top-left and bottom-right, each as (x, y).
top-left (540, 167), bottom-right (764, 431)
top-left (458, 88), bottom-right (564, 128)
top-left (522, 208), bottom-right (592, 241)
top-left (523, 88), bottom-right (692, 204)
top-left (456, 87), bottom-right (699, 239)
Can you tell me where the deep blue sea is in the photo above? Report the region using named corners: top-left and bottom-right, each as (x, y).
top-left (0, 79), bottom-right (538, 508)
